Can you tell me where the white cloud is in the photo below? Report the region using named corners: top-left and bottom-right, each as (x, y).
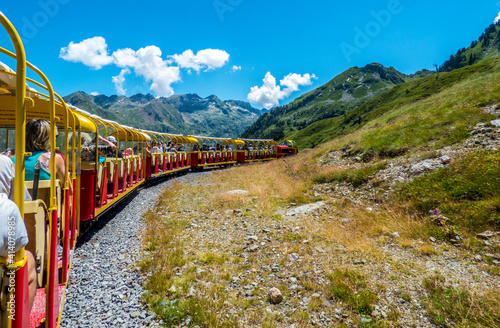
top-left (232, 65), bottom-right (242, 71)
top-left (169, 49), bottom-right (230, 72)
top-left (247, 72), bottom-right (317, 109)
top-left (113, 48), bottom-right (138, 68)
top-left (59, 37), bottom-right (114, 70)
top-left (115, 46), bottom-right (181, 97)
top-left (280, 73), bottom-right (317, 92)
top-left (112, 68), bottom-right (130, 95)
top-left (60, 38), bottom-right (229, 97)
top-left (495, 11), bottom-right (500, 23)
top-left (90, 91), bottom-right (100, 96)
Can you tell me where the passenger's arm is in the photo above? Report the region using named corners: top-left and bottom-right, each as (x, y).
top-left (55, 154), bottom-right (73, 195)
top-left (98, 135), bottom-right (116, 150)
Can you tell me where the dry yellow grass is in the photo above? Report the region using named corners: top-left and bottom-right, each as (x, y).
top-left (197, 154), bottom-right (432, 256)
top-left (140, 149), bottom-right (500, 327)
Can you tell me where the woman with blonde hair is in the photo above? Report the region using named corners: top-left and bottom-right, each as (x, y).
top-left (13, 119), bottom-right (72, 194)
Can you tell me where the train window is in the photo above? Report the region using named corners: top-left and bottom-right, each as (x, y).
top-left (56, 129), bottom-right (66, 155)
top-left (118, 140), bottom-right (126, 156)
top-left (0, 127), bottom-right (8, 152)
top-left (81, 132), bottom-right (97, 162)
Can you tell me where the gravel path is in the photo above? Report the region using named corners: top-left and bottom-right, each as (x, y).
top-left (60, 172), bottom-right (210, 328)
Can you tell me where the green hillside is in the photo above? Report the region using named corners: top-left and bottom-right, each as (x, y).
top-left (289, 57), bottom-right (500, 153)
top-left (440, 21), bottom-right (500, 72)
top-left (241, 63), bottom-right (432, 140)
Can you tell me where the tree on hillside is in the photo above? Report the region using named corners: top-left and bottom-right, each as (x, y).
top-left (440, 23), bottom-right (500, 72)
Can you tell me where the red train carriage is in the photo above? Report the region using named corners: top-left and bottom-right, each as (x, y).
top-left (277, 139), bottom-right (299, 158)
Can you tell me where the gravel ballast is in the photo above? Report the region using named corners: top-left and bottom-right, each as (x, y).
top-left (60, 172), bottom-right (209, 328)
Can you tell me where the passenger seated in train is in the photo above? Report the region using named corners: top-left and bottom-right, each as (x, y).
top-left (13, 119), bottom-right (73, 195)
top-left (151, 140), bottom-right (161, 153)
top-left (102, 136), bottom-right (123, 158)
top-left (0, 154), bottom-right (37, 309)
top-left (73, 132), bottom-right (95, 161)
top-left (1, 148), bottom-right (14, 159)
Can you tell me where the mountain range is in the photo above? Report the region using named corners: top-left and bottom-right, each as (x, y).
top-left (65, 22), bottom-right (500, 146)
top-left (242, 21), bottom-right (500, 146)
top-left (63, 92), bottom-right (265, 138)
top-left (241, 63), bottom-right (432, 140)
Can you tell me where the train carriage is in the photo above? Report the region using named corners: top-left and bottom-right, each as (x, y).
top-left (238, 138), bottom-right (278, 162)
top-left (277, 139), bottom-right (299, 157)
top-left (188, 136), bottom-right (241, 169)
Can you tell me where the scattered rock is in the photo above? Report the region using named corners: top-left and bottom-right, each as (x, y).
top-left (485, 253), bottom-right (500, 261)
top-left (247, 245), bottom-right (260, 252)
top-left (477, 230), bottom-right (500, 239)
top-left (225, 190), bottom-right (249, 196)
top-left (285, 201), bottom-right (327, 216)
top-left (491, 119), bottom-right (500, 127)
top-left (187, 286), bottom-right (196, 297)
top-left (268, 287), bottom-right (283, 304)
top-left (440, 155), bottom-right (451, 164)
top-left (246, 235), bottom-right (259, 243)
top-left (430, 214), bottom-right (450, 226)
top-left (289, 253), bottom-right (299, 262)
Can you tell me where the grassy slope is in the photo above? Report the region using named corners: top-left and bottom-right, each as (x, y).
top-left (289, 57), bottom-right (500, 150)
top-left (241, 64), bottom-right (422, 140)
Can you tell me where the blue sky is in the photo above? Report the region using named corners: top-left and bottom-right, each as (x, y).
top-left (1, 0), bottom-right (499, 109)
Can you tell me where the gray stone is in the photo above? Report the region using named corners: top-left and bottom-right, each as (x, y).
top-left (285, 201), bottom-right (327, 216)
top-left (477, 230), bottom-right (499, 239)
top-left (440, 155), bottom-right (451, 164)
top-left (485, 253), bottom-right (500, 261)
top-left (490, 119), bottom-right (500, 127)
top-left (225, 189), bottom-right (249, 196)
top-left (247, 244), bottom-right (260, 252)
top-left (268, 287), bottom-right (283, 304)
